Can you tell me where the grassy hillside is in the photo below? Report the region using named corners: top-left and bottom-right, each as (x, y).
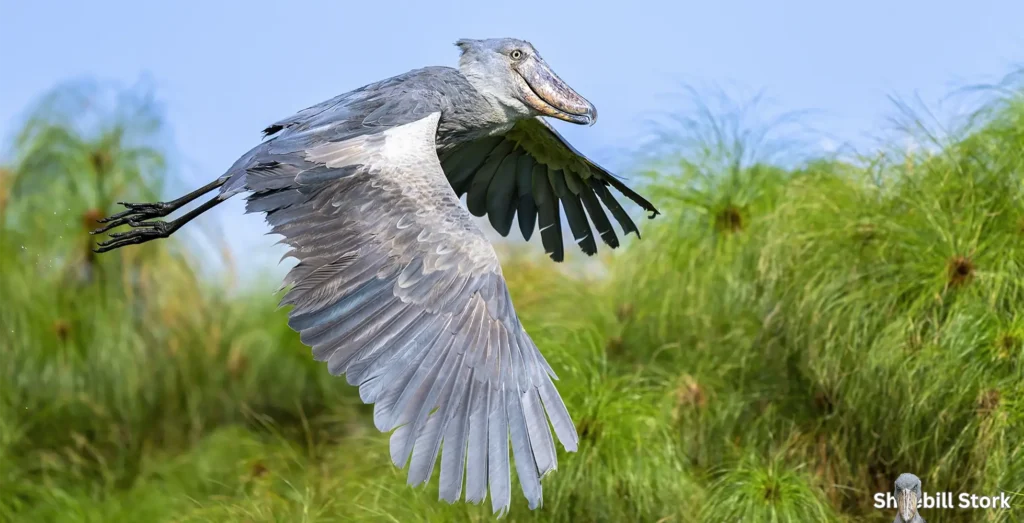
top-left (1, 77), bottom-right (1022, 522)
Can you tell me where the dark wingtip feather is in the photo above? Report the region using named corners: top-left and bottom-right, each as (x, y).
top-left (486, 150), bottom-right (522, 237)
top-left (517, 197), bottom-right (537, 241)
top-left (562, 195), bottom-right (597, 256)
top-left (590, 179), bottom-right (639, 238)
top-left (541, 205), bottom-right (564, 262)
top-left (532, 166), bottom-right (564, 262)
top-left (549, 169), bottom-right (596, 257)
top-left (467, 141), bottom-right (515, 217)
top-left (601, 173), bottom-right (660, 219)
top-left (578, 187), bottom-right (619, 249)
top-left (441, 137), bottom-right (504, 196)
top-left (515, 155), bottom-right (537, 241)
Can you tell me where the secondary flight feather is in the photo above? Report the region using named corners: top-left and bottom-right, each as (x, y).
top-left (91, 37), bottom-right (659, 515)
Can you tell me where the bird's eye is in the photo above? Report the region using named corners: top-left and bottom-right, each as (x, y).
top-left (510, 49), bottom-right (523, 60)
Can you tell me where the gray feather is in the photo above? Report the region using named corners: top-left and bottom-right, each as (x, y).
top-left (439, 373), bottom-right (473, 503)
top-left (465, 383), bottom-right (489, 504)
top-left (507, 387), bottom-right (542, 509)
top-left (487, 387), bottom-right (512, 515)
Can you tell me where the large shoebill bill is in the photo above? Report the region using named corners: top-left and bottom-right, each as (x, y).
top-left (91, 37), bottom-right (659, 514)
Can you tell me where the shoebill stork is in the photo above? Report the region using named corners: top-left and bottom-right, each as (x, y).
top-left (893, 473), bottom-right (926, 523)
top-left (92, 37), bottom-right (659, 514)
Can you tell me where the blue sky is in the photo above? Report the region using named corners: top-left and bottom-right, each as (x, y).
top-left (2, 0), bottom-right (1022, 277)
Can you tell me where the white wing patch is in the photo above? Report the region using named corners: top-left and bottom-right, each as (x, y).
top-left (304, 112), bottom-right (442, 172)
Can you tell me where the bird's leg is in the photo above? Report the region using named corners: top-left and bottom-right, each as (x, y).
top-left (91, 196), bottom-right (224, 253)
top-left (92, 196), bottom-right (224, 253)
top-left (91, 178), bottom-right (226, 236)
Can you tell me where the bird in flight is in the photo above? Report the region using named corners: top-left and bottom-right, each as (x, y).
top-left (92, 37), bottom-right (658, 515)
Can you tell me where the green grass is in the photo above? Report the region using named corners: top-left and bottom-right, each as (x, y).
top-left (1, 75), bottom-right (1023, 522)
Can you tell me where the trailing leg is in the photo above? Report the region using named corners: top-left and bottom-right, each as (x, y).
top-left (91, 179), bottom-right (227, 253)
top-left (91, 178), bottom-right (226, 235)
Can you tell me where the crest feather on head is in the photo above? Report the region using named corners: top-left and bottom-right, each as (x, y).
top-left (455, 39), bottom-right (480, 56)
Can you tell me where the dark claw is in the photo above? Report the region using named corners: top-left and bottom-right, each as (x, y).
top-left (96, 202), bottom-right (162, 223)
top-left (91, 200), bottom-right (176, 252)
top-left (96, 202), bottom-right (155, 223)
top-left (90, 201), bottom-right (173, 235)
top-left (91, 180), bottom-right (226, 253)
top-left (93, 222), bottom-right (172, 253)
top-left (91, 218), bottom-right (128, 235)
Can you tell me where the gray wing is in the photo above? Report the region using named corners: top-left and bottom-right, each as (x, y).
top-left (440, 117), bottom-right (660, 262)
top-left (242, 110), bottom-right (579, 515)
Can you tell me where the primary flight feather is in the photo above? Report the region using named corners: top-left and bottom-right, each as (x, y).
top-left (92, 37), bottom-right (659, 515)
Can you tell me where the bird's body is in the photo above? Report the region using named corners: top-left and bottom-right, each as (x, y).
top-left (92, 38), bottom-right (658, 515)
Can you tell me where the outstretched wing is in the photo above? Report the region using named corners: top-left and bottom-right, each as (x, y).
top-left (440, 117), bottom-right (659, 262)
top-left (244, 111), bottom-right (578, 515)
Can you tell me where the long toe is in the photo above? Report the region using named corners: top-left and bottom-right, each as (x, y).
top-left (92, 220), bottom-right (172, 252)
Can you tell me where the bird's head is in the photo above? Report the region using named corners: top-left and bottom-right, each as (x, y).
top-left (455, 38), bottom-right (597, 126)
top-left (894, 473), bottom-right (923, 522)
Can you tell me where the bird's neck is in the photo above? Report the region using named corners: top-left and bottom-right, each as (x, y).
top-left (456, 68), bottom-right (532, 125)
top-left (438, 78), bottom-right (528, 147)
top-left (481, 90), bottom-right (532, 122)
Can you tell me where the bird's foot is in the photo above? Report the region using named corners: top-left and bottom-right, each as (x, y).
top-left (92, 218), bottom-right (175, 253)
top-left (90, 201), bottom-right (176, 236)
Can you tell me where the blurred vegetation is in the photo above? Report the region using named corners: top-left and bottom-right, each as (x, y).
top-left (1, 73), bottom-right (1023, 523)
